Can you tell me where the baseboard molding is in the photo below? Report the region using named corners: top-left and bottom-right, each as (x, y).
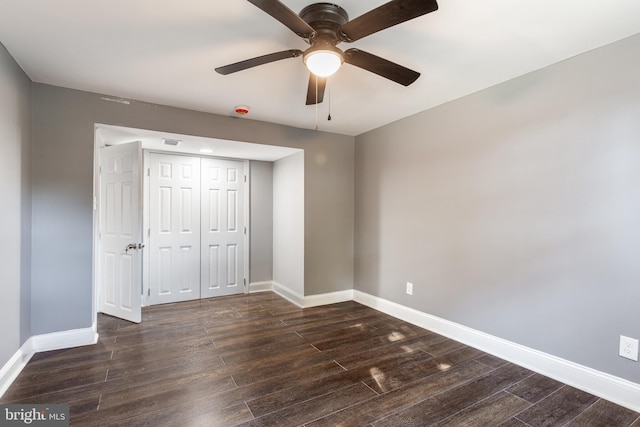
top-left (303, 290), bottom-right (354, 308)
top-left (272, 281), bottom-right (305, 307)
top-left (0, 324), bottom-right (98, 399)
top-left (249, 281), bottom-right (273, 293)
top-left (268, 285), bottom-right (354, 308)
top-left (0, 340), bottom-right (33, 399)
top-left (29, 324), bottom-right (98, 354)
top-left (353, 290), bottom-right (640, 413)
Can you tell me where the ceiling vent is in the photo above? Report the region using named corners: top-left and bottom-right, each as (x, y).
top-left (163, 138), bottom-right (182, 146)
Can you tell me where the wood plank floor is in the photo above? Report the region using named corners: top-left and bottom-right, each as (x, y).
top-left (2, 292), bottom-right (639, 426)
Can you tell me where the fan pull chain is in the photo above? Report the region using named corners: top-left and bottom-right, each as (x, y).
top-left (327, 80), bottom-right (332, 121)
top-left (314, 75), bottom-right (319, 130)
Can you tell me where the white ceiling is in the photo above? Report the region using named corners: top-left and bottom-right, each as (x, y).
top-left (1, 0), bottom-right (639, 136)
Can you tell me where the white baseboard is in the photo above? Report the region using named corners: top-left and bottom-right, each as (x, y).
top-left (249, 281), bottom-right (273, 293)
top-left (303, 290), bottom-right (354, 308)
top-left (353, 290), bottom-right (640, 413)
top-left (0, 324), bottom-right (98, 399)
top-left (272, 281), bottom-right (305, 307)
top-left (250, 283), bottom-right (353, 308)
top-left (30, 324), bottom-right (98, 353)
top-left (270, 284), bottom-right (354, 308)
top-left (0, 341), bottom-right (33, 399)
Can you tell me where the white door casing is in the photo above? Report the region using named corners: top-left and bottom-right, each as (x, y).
top-left (148, 153), bottom-right (202, 305)
top-left (201, 158), bottom-right (246, 298)
top-left (99, 142), bottom-right (143, 323)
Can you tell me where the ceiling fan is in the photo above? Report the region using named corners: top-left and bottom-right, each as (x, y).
top-left (215, 0), bottom-right (439, 105)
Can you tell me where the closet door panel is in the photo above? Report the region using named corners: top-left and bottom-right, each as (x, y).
top-left (148, 154), bottom-right (201, 305)
top-left (201, 158), bottom-right (246, 298)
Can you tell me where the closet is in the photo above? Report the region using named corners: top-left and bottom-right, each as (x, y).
top-left (146, 152), bottom-right (247, 305)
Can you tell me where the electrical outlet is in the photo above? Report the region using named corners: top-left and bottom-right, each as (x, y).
top-left (619, 335), bottom-right (639, 361)
top-left (406, 282), bottom-right (413, 295)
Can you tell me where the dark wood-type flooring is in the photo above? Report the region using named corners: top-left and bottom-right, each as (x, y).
top-left (2, 292), bottom-right (639, 426)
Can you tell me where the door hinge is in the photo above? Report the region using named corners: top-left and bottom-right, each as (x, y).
top-left (244, 226), bottom-right (247, 235)
top-left (244, 278), bottom-right (247, 287)
top-left (148, 288), bottom-right (151, 296)
top-left (148, 228), bottom-right (151, 237)
top-left (244, 175), bottom-right (247, 183)
top-left (147, 168), bottom-right (150, 176)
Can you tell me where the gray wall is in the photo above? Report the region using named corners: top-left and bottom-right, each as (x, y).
top-left (249, 160), bottom-right (273, 283)
top-left (31, 83), bottom-right (354, 334)
top-left (273, 152), bottom-right (305, 296)
top-left (354, 33), bottom-right (640, 383)
top-left (0, 44), bottom-right (31, 365)
top-left (303, 128), bottom-right (355, 296)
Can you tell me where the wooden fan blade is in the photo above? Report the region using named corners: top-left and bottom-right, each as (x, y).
top-left (340, 0), bottom-right (438, 42)
top-left (306, 73), bottom-right (327, 105)
top-left (247, 0), bottom-right (316, 38)
top-left (215, 50), bottom-right (303, 75)
top-left (344, 48), bottom-right (420, 86)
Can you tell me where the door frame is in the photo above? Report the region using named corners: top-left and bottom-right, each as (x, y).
top-left (93, 123), bottom-right (298, 325)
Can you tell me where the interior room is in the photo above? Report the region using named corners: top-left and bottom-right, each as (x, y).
top-left (1, 0), bottom-right (639, 425)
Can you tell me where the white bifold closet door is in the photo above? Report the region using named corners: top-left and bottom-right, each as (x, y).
top-left (148, 153), bottom-right (246, 305)
top-left (201, 158), bottom-right (245, 298)
top-left (148, 153), bottom-right (202, 305)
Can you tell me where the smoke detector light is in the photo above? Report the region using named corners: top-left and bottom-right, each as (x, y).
top-left (235, 106), bottom-right (249, 115)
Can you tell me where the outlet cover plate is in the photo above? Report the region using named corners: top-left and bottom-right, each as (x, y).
top-left (406, 282), bottom-right (413, 295)
top-left (619, 335), bottom-right (639, 361)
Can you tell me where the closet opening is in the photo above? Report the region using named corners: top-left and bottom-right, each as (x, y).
top-left (92, 124), bottom-right (303, 323)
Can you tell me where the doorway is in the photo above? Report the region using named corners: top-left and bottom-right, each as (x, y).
top-left (93, 124), bottom-right (304, 323)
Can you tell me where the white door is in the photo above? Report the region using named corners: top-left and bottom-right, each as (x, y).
top-left (99, 142), bottom-right (143, 323)
top-left (201, 158), bottom-right (246, 298)
top-left (148, 153), bottom-right (201, 304)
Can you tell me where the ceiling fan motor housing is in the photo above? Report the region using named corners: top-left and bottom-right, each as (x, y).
top-left (299, 3), bottom-right (349, 45)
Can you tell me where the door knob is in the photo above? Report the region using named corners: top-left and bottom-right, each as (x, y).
top-left (125, 243), bottom-right (145, 253)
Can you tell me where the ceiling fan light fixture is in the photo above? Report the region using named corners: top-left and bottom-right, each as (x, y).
top-left (304, 49), bottom-right (344, 77)
top-left (217, 0), bottom-right (439, 104)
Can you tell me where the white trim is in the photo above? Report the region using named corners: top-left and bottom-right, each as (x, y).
top-left (0, 323), bottom-right (98, 399)
top-left (258, 286), bottom-right (354, 308)
top-left (243, 159), bottom-right (250, 295)
top-left (272, 281), bottom-right (304, 307)
top-left (30, 324), bottom-right (98, 354)
top-left (303, 290), bottom-right (354, 308)
top-left (249, 281), bottom-right (273, 293)
top-left (250, 285), bottom-right (354, 308)
top-left (353, 290), bottom-right (640, 413)
top-left (0, 340), bottom-right (33, 398)
top-left (141, 149), bottom-right (151, 307)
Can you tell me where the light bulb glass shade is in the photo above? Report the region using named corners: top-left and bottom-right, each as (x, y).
top-left (304, 50), bottom-right (343, 77)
